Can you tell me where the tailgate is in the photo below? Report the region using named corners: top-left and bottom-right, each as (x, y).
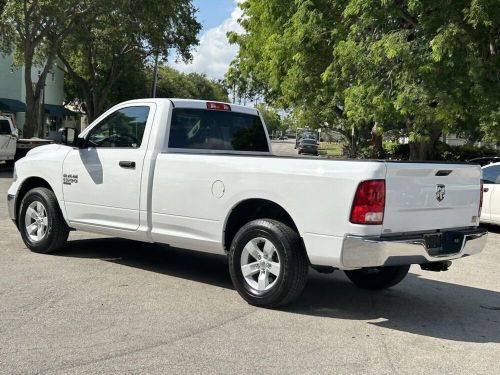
top-left (383, 163), bottom-right (482, 233)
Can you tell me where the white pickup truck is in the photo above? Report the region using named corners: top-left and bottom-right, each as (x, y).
top-left (7, 99), bottom-right (487, 307)
top-left (0, 114), bottom-right (53, 166)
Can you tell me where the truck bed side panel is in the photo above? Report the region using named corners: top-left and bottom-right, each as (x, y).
top-left (150, 154), bottom-right (386, 264)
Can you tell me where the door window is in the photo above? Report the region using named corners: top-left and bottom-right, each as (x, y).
top-left (0, 120), bottom-right (11, 135)
top-left (482, 165), bottom-right (500, 184)
top-left (87, 106), bottom-right (149, 148)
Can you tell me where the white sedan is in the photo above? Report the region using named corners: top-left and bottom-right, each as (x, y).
top-left (481, 162), bottom-right (500, 225)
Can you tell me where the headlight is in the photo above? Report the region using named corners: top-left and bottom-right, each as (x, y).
top-left (13, 166), bottom-right (17, 182)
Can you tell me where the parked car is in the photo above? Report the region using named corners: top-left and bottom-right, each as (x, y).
top-left (469, 156), bottom-right (500, 166)
top-left (298, 139), bottom-right (319, 155)
top-left (8, 99), bottom-right (487, 308)
top-left (481, 162), bottom-right (500, 225)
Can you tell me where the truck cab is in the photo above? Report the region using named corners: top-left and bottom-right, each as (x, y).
top-left (0, 115), bottom-right (18, 165)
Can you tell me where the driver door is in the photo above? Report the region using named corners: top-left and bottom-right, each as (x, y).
top-left (0, 118), bottom-right (16, 160)
top-left (62, 104), bottom-right (155, 231)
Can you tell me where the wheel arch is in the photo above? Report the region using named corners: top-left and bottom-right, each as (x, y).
top-left (223, 198), bottom-right (301, 252)
top-left (14, 177), bottom-right (57, 225)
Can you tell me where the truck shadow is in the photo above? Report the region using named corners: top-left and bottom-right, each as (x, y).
top-left (57, 237), bottom-right (500, 344)
top-left (0, 169), bottom-right (13, 178)
top-left (481, 223), bottom-right (500, 234)
top-left (58, 237), bottom-right (233, 289)
top-left (291, 272), bottom-right (500, 344)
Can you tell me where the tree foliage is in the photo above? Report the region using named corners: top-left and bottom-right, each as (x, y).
top-left (0, 0), bottom-right (90, 137)
top-left (59, 0), bottom-right (201, 122)
top-left (154, 66), bottom-right (228, 102)
top-left (65, 64), bottom-right (229, 107)
top-left (230, 0), bottom-right (500, 159)
top-left (255, 104), bottom-right (283, 134)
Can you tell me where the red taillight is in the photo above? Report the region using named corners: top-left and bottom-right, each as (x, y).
top-left (206, 102), bottom-right (231, 111)
top-left (350, 179), bottom-right (385, 225)
top-left (479, 181), bottom-right (483, 217)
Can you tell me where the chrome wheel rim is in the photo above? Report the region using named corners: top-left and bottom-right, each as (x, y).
top-left (240, 237), bottom-right (281, 292)
top-left (24, 201), bottom-right (48, 242)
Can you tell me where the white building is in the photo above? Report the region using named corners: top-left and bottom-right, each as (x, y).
top-left (0, 53), bottom-right (78, 138)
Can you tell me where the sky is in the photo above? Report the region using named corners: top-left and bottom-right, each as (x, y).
top-left (168, 0), bottom-right (242, 80)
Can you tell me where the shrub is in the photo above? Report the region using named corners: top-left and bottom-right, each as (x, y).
top-left (384, 142), bottom-right (410, 160)
top-left (434, 143), bottom-right (498, 161)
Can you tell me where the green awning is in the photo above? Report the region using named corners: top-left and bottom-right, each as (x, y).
top-left (44, 104), bottom-right (78, 116)
top-left (0, 98), bottom-right (26, 112)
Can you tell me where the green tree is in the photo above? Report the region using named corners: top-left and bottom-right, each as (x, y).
top-left (58, 0), bottom-right (201, 122)
top-left (154, 66), bottom-right (228, 102)
top-left (230, 0), bottom-right (500, 159)
top-left (256, 104), bottom-right (282, 134)
top-left (64, 50), bottom-right (150, 106)
top-left (0, 0), bottom-right (90, 137)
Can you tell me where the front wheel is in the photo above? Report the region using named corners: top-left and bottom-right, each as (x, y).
top-left (344, 265), bottom-right (410, 290)
top-left (19, 187), bottom-right (69, 253)
top-left (228, 219), bottom-right (309, 308)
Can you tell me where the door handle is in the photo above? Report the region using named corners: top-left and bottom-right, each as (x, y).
top-left (119, 161), bottom-right (136, 169)
top-left (483, 187), bottom-right (489, 192)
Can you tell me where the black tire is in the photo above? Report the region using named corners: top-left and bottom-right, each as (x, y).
top-left (19, 187), bottom-right (69, 253)
top-left (5, 160), bottom-right (14, 168)
top-left (344, 265), bottom-right (410, 290)
top-left (228, 219), bottom-right (309, 308)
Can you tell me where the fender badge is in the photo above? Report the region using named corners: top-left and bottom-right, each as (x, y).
top-left (63, 174), bottom-right (78, 185)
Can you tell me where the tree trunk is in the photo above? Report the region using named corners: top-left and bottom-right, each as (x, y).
top-left (23, 92), bottom-right (38, 139)
top-left (85, 93), bottom-right (96, 124)
top-left (23, 58), bottom-right (38, 138)
top-left (350, 126), bottom-right (358, 158)
top-left (151, 52), bottom-right (159, 98)
top-left (409, 128), bottom-right (442, 160)
top-left (23, 44), bottom-right (58, 138)
top-left (371, 122), bottom-right (384, 157)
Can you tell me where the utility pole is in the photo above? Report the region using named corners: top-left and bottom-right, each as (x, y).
top-left (151, 51), bottom-right (159, 98)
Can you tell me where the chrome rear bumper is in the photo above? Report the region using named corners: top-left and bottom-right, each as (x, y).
top-left (341, 228), bottom-right (487, 268)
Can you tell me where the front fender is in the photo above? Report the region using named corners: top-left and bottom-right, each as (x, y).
top-left (11, 146), bottom-right (72, 224)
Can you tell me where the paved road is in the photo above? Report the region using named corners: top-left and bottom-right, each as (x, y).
top-left (272, 139), bottom-right (300, 156)
top-left (0, 167), bottom-right (499, 374)
top-left (271, 139), bottom-right (320, 158)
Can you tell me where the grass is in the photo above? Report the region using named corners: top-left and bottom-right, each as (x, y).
top-left (318, 142), bottom-right (344, 157)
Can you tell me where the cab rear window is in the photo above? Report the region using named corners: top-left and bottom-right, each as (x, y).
top-left (168, 108), bottom-right (269, 152)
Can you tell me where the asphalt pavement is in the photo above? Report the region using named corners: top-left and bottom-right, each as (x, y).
top-left (272, 138), bottom-right (317, 157)
top-left (0, 158), bottom-right (499, 374)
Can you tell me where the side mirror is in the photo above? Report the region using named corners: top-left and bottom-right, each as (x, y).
top-left (58, 127), bottom-right (80, 146)
top-left (75, 136), bottom-right (86, 148)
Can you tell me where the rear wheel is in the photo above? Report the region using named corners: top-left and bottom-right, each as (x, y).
top-left (19, 187), bottom-right (69, 253)
top-left (344, 265), bottom-right (410, 290)
top-left (228, 219), bottom-right (309, 308)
